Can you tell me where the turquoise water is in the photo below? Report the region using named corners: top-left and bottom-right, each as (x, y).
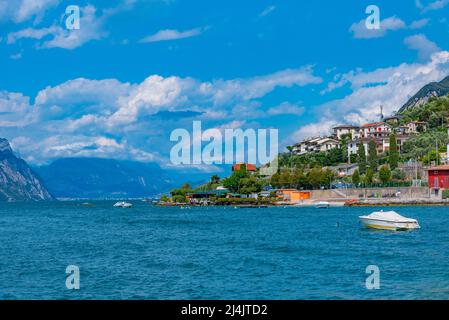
top-left (0, 202), bottom-right (448, 300)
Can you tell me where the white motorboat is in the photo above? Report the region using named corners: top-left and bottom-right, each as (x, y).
top-left (359, 210), bottom-right (420, 231)
top-left (113, 201), bottom-right (133, 208)
top-left (315, 201), bottom-right (330, 209)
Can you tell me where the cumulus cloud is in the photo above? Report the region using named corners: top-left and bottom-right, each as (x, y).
top-left (349, 16), bottom-right (406, 39)
top-left (8, 5), bottom-right (107, 50)
top-left (410, 18), bottom-right (429, 29)
top-left (0, 0), bottom-right (59, 24)
top-left (422, 0), bottom-right (449, 12)
top-left (140, 27), bottom-right (206, 43)
top-left (404, 34), bottom-right (441, 61)
top-left (0, 66), bottom-right (321, 164)
top-left (267, 102), bottom-right (304, 116)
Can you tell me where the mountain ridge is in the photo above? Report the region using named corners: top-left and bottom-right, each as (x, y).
top-left (34, 157), bottom-right (211, 199)
top-left (0, 138), bottom-right (54, 202)
top-left (398, 75), bottom-right (449, 113)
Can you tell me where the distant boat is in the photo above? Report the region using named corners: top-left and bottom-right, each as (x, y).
top-left (113, 201), bottom-right (133, 208)
top-left (359, 210), bottom-right (420, 231)
top-left (81, 202), bottom-right (94, 207)
top-left (315, 201), bottom-right (330, 209)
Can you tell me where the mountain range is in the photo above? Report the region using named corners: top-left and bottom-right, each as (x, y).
top-left (34, 158), bottom-right (211, 200)
top-left (398, 75), bottom-right (449, 113)
top-left (0, 138), bottom-right (53, 201)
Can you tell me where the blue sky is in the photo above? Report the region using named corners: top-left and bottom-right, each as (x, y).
top-left (1, 0), bottom-right (449, 172)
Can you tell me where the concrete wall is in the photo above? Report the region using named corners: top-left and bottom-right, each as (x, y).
top-left (310, 187), bottom-right (430, 200)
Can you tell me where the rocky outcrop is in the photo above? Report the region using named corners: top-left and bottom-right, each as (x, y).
top-left (0, 138), bottom-right (54, 201)
top-left (398, 75), bottom-right (449, 113)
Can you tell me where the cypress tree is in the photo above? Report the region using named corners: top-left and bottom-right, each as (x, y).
top-left (357, 142), bottom-right (367, 174)
top-left (368, 139), bottom-right (378, 172)
top-left (389, 133), bottom-right (399, 170)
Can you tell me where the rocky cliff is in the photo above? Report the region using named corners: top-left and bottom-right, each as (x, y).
top-left (398, 75), bottom-right (449, 113)
top-left (0, 138), bottom-right (53, 201)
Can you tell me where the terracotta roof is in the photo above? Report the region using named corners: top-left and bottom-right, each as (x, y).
top-left (232, 163), bottom-right (257, 171)
top-left (333, 125), bottom-right (359, 129)
top-left (362, 122), bottom-right (387, 128)
top-left (428, 165), bottom-right (449, 171)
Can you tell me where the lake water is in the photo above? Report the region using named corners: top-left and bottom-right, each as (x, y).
top-left (1, 202), bottom-right (448, 299)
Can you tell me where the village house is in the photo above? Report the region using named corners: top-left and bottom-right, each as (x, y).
top-left (348, 134), bottom-right (410, 159)
top-left (332, 125), bottom-right (360, 140)
top-left (428, 165), bottom-right (449, 196)
top-left (292, 137), bottom-right (339, 155)
top-left (360, 122), bottom-right (392, 139)
top-left (405, 121), bottom-right (426, 134)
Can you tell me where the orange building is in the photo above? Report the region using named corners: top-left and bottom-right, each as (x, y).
top-left (277, 189), bottom-right (311, 202)
top-left (232, 163), bottom-right (257, 172)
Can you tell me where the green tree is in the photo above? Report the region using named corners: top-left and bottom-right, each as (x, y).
top-left (181, 183), bottom-right (191, 190)
top-left (357, 143), bottom-right (367, 174)
top-left (160, 195), bottom-right (170, 202)
top-left (239, 176), bottom-right (263, 195)
top-left (340, 133), bottom-right (352, 163)
top-left (172, 195), bottom-right (188, 203)
top-left (389, 133), bottom-right (399, 170)
top-left (321, 168), bottom-right (335, 188)
top-left (379, 165), bottom-right (391, 184)
top-left (365, 168), bottom-right (374, 185)
top-left (422, 150), bottom-right (441, 165)
top-left (368, 139), bottom-right (378, 172)
top-left (210, 175), bottom-right (220, 184)
top-left (222, 169), bottom-right (250, 193)
top-left (307, 167), bottom-right (323, 189)
top-left (352, 169), bottom-right (360, 185)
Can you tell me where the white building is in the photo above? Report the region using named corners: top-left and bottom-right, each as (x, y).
top-left (332, 125), bottom-right (360, 140)
top-left (293, 137), bottom-right (340, 155)
top-left (406, 121), bottom-right (426, 134)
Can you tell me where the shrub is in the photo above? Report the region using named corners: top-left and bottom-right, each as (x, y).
top-left (442, 189), bottom-right (449, 199)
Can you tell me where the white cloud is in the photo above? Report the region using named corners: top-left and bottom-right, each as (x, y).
top-left (6, 2), bottom-right (133, 50)
top-left (289, 120), bottom-right (338, 143)
top-left (259, 5), bottom-right (276, 17)
top-left (0, 66), bottom-right (321, 164)
top-left (0, 0), bottom-right (59, 24)
top-left (267, 102), bottom-right (304, 116)
top-left (422, 0), bottom-right (449, 12)
top-left (350, 16), bottom-right (406, 39)
top-left (410, 18), bottom-right (429, 29)
top-left (404, 34), bottom-right (441, 61)
top-left (0, 91), bottom-right (34, 127)
top-left (140, 27), bottom-right (205, 43)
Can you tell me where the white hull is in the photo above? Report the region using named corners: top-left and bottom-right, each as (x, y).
top-left (315, 201), bottom-right (330, 209)
top-left (359, 217), bottom-right (420, 231)
top-left (113, 201), bottom-right (133, 208)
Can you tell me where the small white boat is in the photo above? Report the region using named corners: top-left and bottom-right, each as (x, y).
top-left (113, 201), bottom-right (133, 208)
top-left (315, 201), bottom-right (330, 209)
top-left (359, 210), bottom-right (420, 231)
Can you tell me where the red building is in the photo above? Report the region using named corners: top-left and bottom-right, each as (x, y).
top-left (428, 165), bottom-right (449, 190)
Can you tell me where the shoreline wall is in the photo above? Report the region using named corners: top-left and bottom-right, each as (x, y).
top-left (310, 187), bottom-right (431, 200)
